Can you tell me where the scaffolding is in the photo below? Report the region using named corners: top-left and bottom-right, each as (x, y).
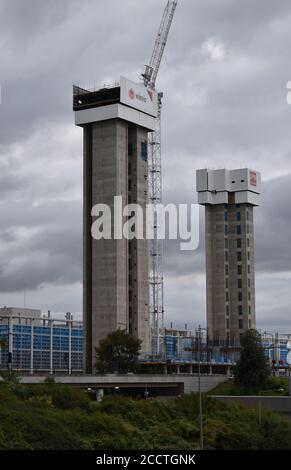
top-left (143, 1), bottom-right (178, 355)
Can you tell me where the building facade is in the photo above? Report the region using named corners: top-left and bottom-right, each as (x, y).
top-left (73, 77), bottom-right (155, 372)
top-left (0, 307), bottom-right (42, 325)
top-left (0, 310), bottom-right (83, 373)
top-left (196, 168), bottom-right (261, 344)
top-left (1, 311), bottom-right (289, 372)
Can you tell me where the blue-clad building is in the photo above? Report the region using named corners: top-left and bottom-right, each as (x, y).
top-left (0, 309), bottom-right (289, 373)
top-left (0, 308), bottom-right (83, 373)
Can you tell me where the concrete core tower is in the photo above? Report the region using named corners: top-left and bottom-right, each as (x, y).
top-left (196, 168), bottom-right (261, 345)
top-left (74, 77), bottom-right (156, 372)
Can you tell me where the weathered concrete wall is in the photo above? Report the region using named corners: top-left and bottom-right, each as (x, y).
top-left (205, 204), bottom-right (256, 343)
top-left (211, 395), bottom-right (291, 413)
top-left (83, 119), bottom-right (151, 372)
top-left (89, 121), bottom-right (129, 370)
top-left (127, 125), bottom-right (150, 353)
top-left (182, 375), bottom-right (228, 394)
top-left (20, 374), bottom-right (229, 395)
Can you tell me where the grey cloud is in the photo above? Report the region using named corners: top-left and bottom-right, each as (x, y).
top-left (0, 198), bottom-right (82, 291)
top-left (0, 0), bottom-right (291, 331)
top-left (164, 173), bottom-right (291, 280)
top-left (255, 174), bottom-right (291, 272)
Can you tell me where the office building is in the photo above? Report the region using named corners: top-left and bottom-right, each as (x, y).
top-left (0, 309), bottom-right (83, 373)
top-left (0, 307), bottom-right (42, 325)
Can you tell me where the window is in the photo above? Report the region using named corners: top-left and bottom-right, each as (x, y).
top-left (226, 319), bottom-right (230, 329)
top-left (238, 292), bottom-right (242, 302)
top-left (225, 265), bottom-right (229, 276)
top-left (236, 212), bottom-right (241, 221)
top-left (239, 319), bottom-right (243, 329)
top-left (237, 251), bottom-right (242, 262)
top-left (247, 238), bottom-right (250, 247)
top-left (224, 225), bottom-right (228, 236)
top-left (226, 278), bottom-right (229, 289)
top-left (238, 279), bottom-right (242, 289)
top-left (226, 305), bottom-right (230, 316)
top-left (226, 291), bottom-right (229, 302)
top-left (236, 204), bottom-right (241, 208)
top-left (128, 143), bottom-right (133, 156)
top-left (225, 251), bottom-right (228, 262)
top-left (128, 180), bottom-right (132, 191)
top-left (224, 211), bottom-right (228, 222)
top-left (248, 278), bottom-right (251, 288)
top-left (238, 265), bottom-right (242, 275)
top-left (246, 211), bottom-right (249, 221)
top-left (249, 319), bottom-right (252, 328)
top-left (247, 251), bottom-right (250, 261)
top-left (237, 238), bottom-right (242, 249)
top-left (238, 305), bottom-right (243, 315)
top-left (237, 225), bottom-right (241, 235)
top-left (248, 292), bottom-right (251, 301)
top-left (141, 142), bottom-right (148, 161)
top-left (249, 306), bottom-right (251, 315)
top-left (248, 265), bottom-right (250, 274)
top-left (225, 238), bottom-right (229, 249)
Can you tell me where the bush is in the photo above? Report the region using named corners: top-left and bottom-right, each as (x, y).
top-left (0, 383), bottom-right (291, 450)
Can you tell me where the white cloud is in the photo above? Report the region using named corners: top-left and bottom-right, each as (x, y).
top-left (201, 38), bottom-right (226, 61)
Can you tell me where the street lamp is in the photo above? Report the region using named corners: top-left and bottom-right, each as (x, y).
top-left (286, 341), bottom-right (291, 417)
top-left (263, 331), bottom-right (277, 375)
top-left (197, 325), bottom-right (204, 451)
top-left (7, 330), bottom-right (13, 374)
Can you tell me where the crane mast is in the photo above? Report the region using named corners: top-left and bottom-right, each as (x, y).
top-left (143, 1), bottom-right (178, 355)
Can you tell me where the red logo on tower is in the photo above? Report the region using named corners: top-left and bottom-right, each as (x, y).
top-left (250, 171), bottom-right (257, 186)
top-left (128, 89), bottom-right (135, 100)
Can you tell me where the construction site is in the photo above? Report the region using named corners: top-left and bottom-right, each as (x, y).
top-left (0, 309), bottom-right (290, 376)
top-left (0, 1), bottom-right (290, 378)
top-left (73, 0), bottom-right (178, 373)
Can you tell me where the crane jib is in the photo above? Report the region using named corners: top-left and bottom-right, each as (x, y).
top-left (143, 0), bottom-right (178, 88)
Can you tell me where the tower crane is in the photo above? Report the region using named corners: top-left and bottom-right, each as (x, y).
top-left (142, 0), bottom-right (178, 89)
top-left (142, 1), bottom-right (178, 355)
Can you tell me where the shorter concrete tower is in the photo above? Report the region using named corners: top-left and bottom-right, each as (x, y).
top-left (196, 168), bottom-right (261, 344)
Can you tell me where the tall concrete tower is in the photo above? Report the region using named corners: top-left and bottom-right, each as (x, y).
top-left (73, 77), bottom-right (156, 372)
top-left (196, 168), bottom-right (261, 344)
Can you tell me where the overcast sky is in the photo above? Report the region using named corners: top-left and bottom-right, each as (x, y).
top-left (0, 0), bottom-right (291, 333)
